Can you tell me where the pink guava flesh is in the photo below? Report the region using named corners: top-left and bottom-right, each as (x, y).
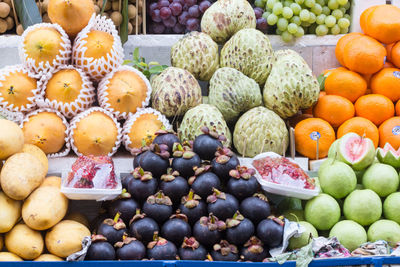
top-left (344, 137), bottom-right (369, 162)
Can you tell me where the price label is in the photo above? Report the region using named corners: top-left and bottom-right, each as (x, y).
top-left (394, 71), bottom-right (400, 79)
top-left (393, 126), bottom-right (400, 136)
top-left (310, 131), bottom-right (321, 141)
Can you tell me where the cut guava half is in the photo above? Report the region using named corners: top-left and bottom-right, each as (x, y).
top-left (377, 143), bottom-right (400, 168)
top-left (337, 132), bottom-right (375, 171)
top-left (328, 139), bottom-right (340, 158)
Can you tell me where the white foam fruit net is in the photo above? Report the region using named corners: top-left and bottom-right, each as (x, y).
top-left (36, 65), bottom-right (96, 119)
top-left (97, 65), bottom-right (152, 120)
top-left (19, 23), bottom-right (72, 79)
top-left (20, 108), bottom-right (71, 158)
top-left (0, 64), bottom-right (39, 113)
top-left (0, 109), bottom-right (25, 125)
top-left (69, 107), bottom-right (123, 157)
top-left (72, 14), bottom-right (124, 82)
top-left (122, 108), bottom-right (172, 155)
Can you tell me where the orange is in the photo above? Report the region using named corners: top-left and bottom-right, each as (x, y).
top-left (379, 117), bottom-right (400, 149)
top-left (337, 117), bottom-right (379, 148)
top-left (342, 34), bottom-right (386, 75)
top-left (303, 91), bottom-right (325, 115)
top-left (335, 33), bottom-right (363, 66)
top-left (371, 68), bottom-right (400, 102)
top-left (322, 67), bottom-right (347, 76)
top-left (355, 94), bottom-right (395, 126)
top-left (396, 100), bottom-right (400, 116)
top-left (324, 68), bottom-right (367, 102)
top-left (361, 5), bottom-right (400, 44)
top-left (361, 73), bottom-right (372, 88)
top-left (391, 41), bottom-right (400, 68)
top-left (384, 61), bottom-right (395, 68)
top-left (387, 43), bottom-right (395, 63)
top-left (360, 6), bottom-right (378, 34)
top-left (313, 95), bottom-right (355, 128)
top-left (294, 118), bottom-right (336, 159)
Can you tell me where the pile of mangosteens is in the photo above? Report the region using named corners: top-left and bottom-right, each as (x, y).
top-left (85, 127), bottom-right (285, 262)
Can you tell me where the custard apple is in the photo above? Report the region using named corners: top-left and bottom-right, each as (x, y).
top-left (201, 0), bottom-right (256, 44)
top-left (171, 31), bottom-right (219, 81)
top-left (263, 49), bottom-right (320, 119)
top-left (151, 67), bottom-right (202, 117)
top-left (178, 104), bottom-right (231, 146)
top-left (233, 106), bottom-right (288, 157)
top-left (209, 67), bottom-right (262, 123)
top-left (220, 29), bottom-right (275, 85)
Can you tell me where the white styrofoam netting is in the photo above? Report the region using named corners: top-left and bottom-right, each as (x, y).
top-left (72, 14), bottom-right (124, 81)
top-left (122, 107), bottom-right (172, 155)
top-left (36, 65), bottom-right (96, 119)
top-left (97, 65), bottom-right (152, 120)
top-left (19, 23), bottom-right (72, 79)
top-left (0, 64), bottom-right (39, 113)
top-left (68, 107), bottom-right (122, 157)
top-left (20, 107), bottom-right (71, 158)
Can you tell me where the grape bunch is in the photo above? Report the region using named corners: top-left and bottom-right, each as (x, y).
top-left (254, 0), bottom-right (351, 42)
top-left (254, 7), bottom-right (268, 32)
top-left (148, 0), bottom-right (211, 34)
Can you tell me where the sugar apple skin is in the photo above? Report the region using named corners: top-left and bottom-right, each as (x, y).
top-left (200, 0), bottom-right (256, 44)
top-left (208, 67), bottom-right (262, 123)
top-left (178, 104), bottom-right (232, 146)
top-left (220, 29), bottom-right (275, 85)
top-left (171, 31), bottom-right (219, 81)
top-left (233, 106), bottom-right (289, 157)
top-left (151, 67), bottom-right (202, 117)
top-left (263, 49), bottom-right (320, 119)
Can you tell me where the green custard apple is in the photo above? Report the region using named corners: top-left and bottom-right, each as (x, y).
top-left (367, 219), bottom-right (400, 245)
top-left (304, 193), bottom-right (341, 231)
top-left (288, 221), bottom-right (318, 250)
top-left (329, 220), bottom-right (367, 252)
top-left (343, 189), bottom-right (382, 226)
top-left (362, 163), bottom-right (399, 197)
top-left (383, 192), bottom-right (400, 224)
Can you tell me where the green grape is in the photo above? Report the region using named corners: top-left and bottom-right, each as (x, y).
top-left (276, 28), bottom-right (283, 35)
top-left (290, 3), bottom-right (302, 14)
top-left (255, 0), bottom-right (264, 7)
top-left (262, 11), bottom-right (272, 19)
top-left (337, 0), bottom-right (347, 5)
top-left (316, 14), bottom-right (326, 24)
top-left (316, 24), bottom-right (329, 36)
top-left (339, 7), bottom-right (346, 14)
top-left (267, 0), bottom-right (277, 9)
top-left (277, 17), bottom-right (289, 30)
top-left (299, 9), bottom-right (310, 21)
top-left (284, 0), bottom-right (293, 7)
top-left (301, 21), bottom-right (311, 27)
top-left (308, 23), bottom-right (317, 34)
top-left (287, 22), bottom-right (298, 34)
top-left (294, 26), bottom-right (305, 37)
top-left (283, 7), bottom-right (294, 18)
top-left (332, 9), bottom-right (343, 19)
top-left (291, 15), bottom-right (301, 25)
top-left (305, 0), bottom-right (315, 8)
top-left (281, 31), bottom-right (294, 42)
top-left (344, 14), bottom-right (351, 20)
top-left (330, 24), bottom-right (340, 34)
top-left (273, 2), bottom-right (283, 15)
top-left (308, 12), bottom-right (316, 23)
top-left (328, 0), bottom-right (339, 10)
top-left (295, 0), bottom-right (304, 4)
top-left (323, 0), bottom-right (329, 4)
top-left (337, 17), bottom-right (350, 28)
top-left (267, 13), bottom-right (279, 25)
top-left (340, 26), bottom-right (349, 34)
top-left (322, 6), bottom-right (331, 15)
top-left (343, 1), bottom-right (350, 10)
top-left (325, 15), bottom-right (336, 27)
top-left (311, 4), bottom-right (322, 15)
top-left (316, 0), bottom-right (325, 6)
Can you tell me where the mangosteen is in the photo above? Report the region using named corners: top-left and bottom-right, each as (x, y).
top-left (97, 213), bottom-right (127, 245)
top-left (227, 166), bottom-right (260, 200)
top-left (210, 240), bottom-right (239, 261)
top-left (115, 237), bottom-right (146, 260)
top-left (132, 147), bottom-right (148, 169)
top-left (90, 212), bottom-right (109, 233)
top-left (240, 194), bottom-right (271, 225)
top-left (129, 210), bottom-right (160, 244)
top-left (108, 190), bottom-right (139, 224)
top-left (193, 214), bottom-right (226, 248)
top-left (171, 143), bottom-right (201, 178)
top-left (240, 236), bottom-right (269, 262)
top-left (211, 147), bottom-right (240, 181)
top-left (137, 144), bottom-right (170, 178)
top-left (85, 235), bottom-right (116, 260)
top-left (207, 188), bottom-right (239, 221)
top-left (226, 211), bottom-right (255, 246)
top-left (159, 169), bottom-right (189, 205)
top-left (143, 191), bottom-right (173, 224)
top-left (193, 126), bottom-right (225, 160)
top-left (161, 211), bottom-right (192, 246)
top-left (147, 233), bottom-right (178, 260)
top-left (121, 174), bottom-right (133, 190)
top-left (179, 237), bottom-right (208, 260)
top-left (257, 216), bottom-right (284, 248)
top-left (189, 166), bottom-right (221, 199)
top-left (152, 129), bottom-right (180, 154)
top-left (127, 167), bottom-right (158, 202)
top-left (178, 190), bottom-right (207, 225)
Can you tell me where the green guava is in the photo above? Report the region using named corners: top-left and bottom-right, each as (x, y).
top-left (355, 170), bottom-right (365, 184)
top-left (367, 219), bottom-right (400, 245)
top-left (318, 160), bottom-right (357, 199)
top-left (328, 139), bottom-right (340, 158)
top-left (377, 143), bottom-right (400, 168)
top-left (283, 209), bottom-right (305, 222)
top-left (337, 133), bottom-right (375, 171)
top-left (355, 184), bottom-right (364, 190)
top-left (383, 192), bottom-right (400, 224)
top-left (329, 220), bottom-right (367, 251)
top-left (288, 221), bottom-right (318, 250)
top-left (343, 189), bottom-right (382, 226)
top-left (305, 193), bottom-right (341, 231)
top-left (362, 163), bottom-right (399, 197)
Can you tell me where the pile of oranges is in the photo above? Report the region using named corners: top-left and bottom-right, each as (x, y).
top-left (294, 4), bottom-right (400, 160)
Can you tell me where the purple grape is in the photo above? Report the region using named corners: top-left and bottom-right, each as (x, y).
top-left (164, 27), bottom-right (173, 33)
top-left (185, 0), bottom-right (197, 7)
top-left (178, 11), bottom-right (189, 25)
top-left (149, 2), bottom-right (159, 11)
top-left (173, 23), bottom-right (186, 33)
top-left (186, 18), bottom-right (199, 31)
top-left (188, 5), bottom-right (200, 17)
top-left (169, 0), bottom-right (173, 3)
top-left (256, 17), bottom-right (268, 31)
top-left (158, 0), bottom-right (170, 8)
top-left (170, 2), bottom-right (183, 16)
top-left (183, 4), bottom-right (189, 10)
top-left (163, 16), bottom-right (177, 27)
top-left (151, 9), bottom-right (162, 22)
top-left (254, 7), bottom-right (263, 19)
top-left (152, 22), bottom-right (166, 33)
top-left (160, 7), bottom-right (172, 19)
top-left (199, 1), bottom-right (211, 13)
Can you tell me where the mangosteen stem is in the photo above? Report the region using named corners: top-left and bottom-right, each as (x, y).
top-left (135, 208), bottom-right (141, 215)
top-left (114, 212), bottom-right (121, 223)
top-left (139, 168), bottom-right (145, 176)
top-left (153, 231), bottom-right (159, 242)
top-left (188, 190), bottom-right (194, 200)
top-left (207, 254), bottom-right (213, 261)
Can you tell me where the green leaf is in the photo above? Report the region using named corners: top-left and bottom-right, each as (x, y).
top-left (14, 0), bottom-right (42, 30)
top-left (161, 65), bottom-right (169, 69)
top-left (149, 65), bottom-right (165, 74)
top-left (120, 0), bottom-right (129, 44)
top-left (133, 47), bottom-right (140, 61)
top-left (139, 62), bottom-right (148, 67)
top-left (123, 59), bottom-right (132, 65)
top-left (101, 0), bottom-right (108, 15)
top-left (148, 61), bottom-right (160, 66)
top-left (143, 70), bottom-right (151, 78)
top-left (317, 73), bottom-right (326, 91)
